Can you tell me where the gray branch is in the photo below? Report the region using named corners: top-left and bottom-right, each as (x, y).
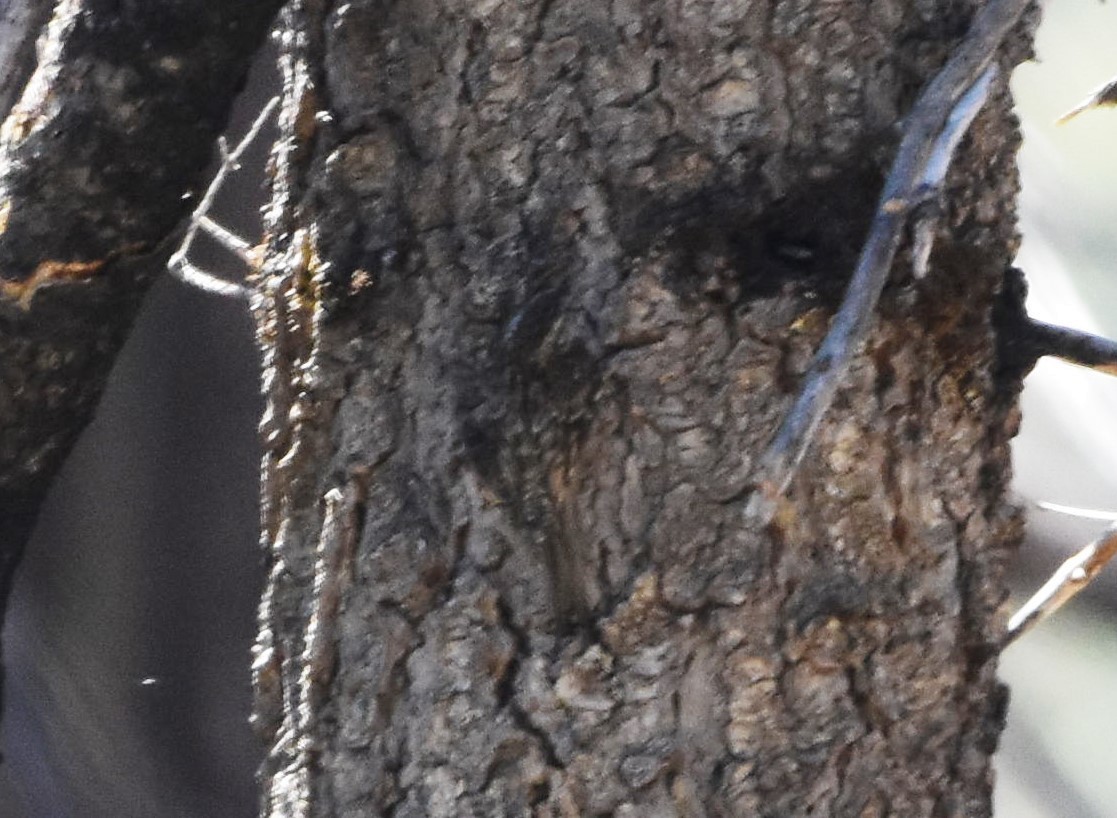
top-left (748, 0), bottom-right (1032, 518)
top-left (1023, 318), bottom-right (1117, 376)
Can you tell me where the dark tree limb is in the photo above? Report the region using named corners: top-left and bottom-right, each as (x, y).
top-left (995, 264), bottom-right (1117, 379)
top-left (1018, 319), bottom-right (1117, 377)
top-left (0, 0), bottom-right (283, 712)
top-left (748, 0), bottom-right (1032, 516)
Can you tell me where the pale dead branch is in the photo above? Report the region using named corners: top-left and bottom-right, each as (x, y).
top-left (167, 96), bottom-right (279, 299)
top-left (1004, 523), bottom-right (1117, 647)
top-left (1056, 74), bottom-right (1117, 124)
top-left (1036, 500), bottom-right (1117, 522)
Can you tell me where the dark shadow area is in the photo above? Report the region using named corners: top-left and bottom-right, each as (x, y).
top-left (0, 45), bottom-right (277, 818)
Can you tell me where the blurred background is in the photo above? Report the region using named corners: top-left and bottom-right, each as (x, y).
top-left (1, 0), bottom-right (1116, 815)
top-left (0, 46), bottom-right (277, 817)
top-left (997, 0), bottom-right (1117, 815)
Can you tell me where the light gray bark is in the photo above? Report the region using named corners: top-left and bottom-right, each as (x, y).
top-left (0, 0), bottom-right (51, 121)
top-left (254, 1), bottom-right (1035, 815)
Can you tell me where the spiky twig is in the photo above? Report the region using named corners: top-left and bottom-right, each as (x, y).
top-left (167, 96), bottom-right (279, 299)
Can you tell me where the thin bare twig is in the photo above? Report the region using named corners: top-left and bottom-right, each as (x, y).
top-left (1056, 74), bottom-right (1117, 125)
top-left (746, 0), bottom-right (1031, 518)
top-left (197, 214), bottom-right (255, 259)
top-left (1036, 500), bottom-right (1117, 522)
top-left (1003, 523), bottom-right (1117, 648)
top-left (1023, 318), bottom-right (1117, 377)
top-left (169, 258), bottom-right (253, 298)
top-left (167, 95), bottom-right (279, 299)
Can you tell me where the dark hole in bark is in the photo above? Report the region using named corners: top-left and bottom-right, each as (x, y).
top-left (612, 154), bottom-right (883, 307)
top-left (784, 568), bottom-right (870, 633)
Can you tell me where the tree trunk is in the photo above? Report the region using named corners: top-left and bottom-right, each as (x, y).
top-left (254, 1), bottom-right (1034, 815)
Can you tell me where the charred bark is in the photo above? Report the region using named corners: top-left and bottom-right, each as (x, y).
top-left (254, 1), bottom-right (1035, 815)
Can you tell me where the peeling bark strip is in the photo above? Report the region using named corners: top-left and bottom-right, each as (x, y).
top-left (255, 1), bottom-right (1034, 815)
top-left (0, 0), bottom-right (283, 722)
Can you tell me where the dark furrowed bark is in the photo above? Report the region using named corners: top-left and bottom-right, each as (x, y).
top-left (0, 0), bottom-right (283, 717)
top-left (256, 1), bottom-right (1034, 815)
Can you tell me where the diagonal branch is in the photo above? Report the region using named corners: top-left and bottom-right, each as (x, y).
top-left (1056, 74), bottom-right (1117, 124)
top-left (747, 0), bottom-right (1032, 516)
top-left (1003, 523), bottom-right (1117, 648)
top-left (910, 67), bottom-right (999, 279)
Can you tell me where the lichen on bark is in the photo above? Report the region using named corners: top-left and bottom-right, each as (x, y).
top-left (254, 1), bottom-right (1034, 815)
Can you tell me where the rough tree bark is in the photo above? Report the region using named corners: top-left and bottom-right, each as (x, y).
top-left (253, 1), bottom-right (1035, 816)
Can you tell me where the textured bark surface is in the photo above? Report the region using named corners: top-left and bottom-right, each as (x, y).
top-left (0, 0), bottom-right (52, 122)
top-left (254, 1), bottom-right (1034, 815)
top-left (0, 0), bottom-right (282, 715)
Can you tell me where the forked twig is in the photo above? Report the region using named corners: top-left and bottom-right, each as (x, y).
top-left (747, 0), bottom-right (1031, 517)
top-left (1003, 523), bottom-right (1117, 648)
top-left (167, 96), bottom-right (279, 299)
